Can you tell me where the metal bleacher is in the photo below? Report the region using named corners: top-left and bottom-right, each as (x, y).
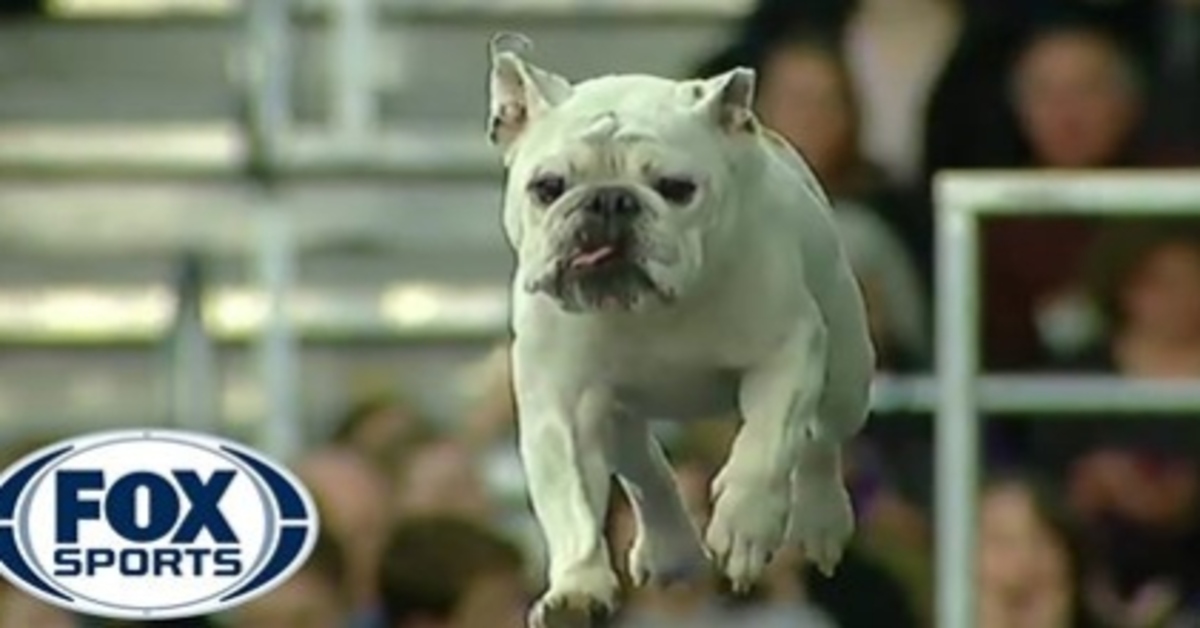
top-left (0, 0), bottom-right (740, 448)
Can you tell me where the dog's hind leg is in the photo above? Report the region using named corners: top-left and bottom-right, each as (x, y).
top-left (612, 415), bottom-right (709, 588)
top-left (813, 264), bottom-right (874, 443)
top-left (786, 259), bottom-right (874, 575)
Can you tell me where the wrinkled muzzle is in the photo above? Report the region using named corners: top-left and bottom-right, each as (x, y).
top-left (528, 186), bottom-right (666, 312)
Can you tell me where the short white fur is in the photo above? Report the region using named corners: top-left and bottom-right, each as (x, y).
top-left (486, 33), bottom-right (875, 628)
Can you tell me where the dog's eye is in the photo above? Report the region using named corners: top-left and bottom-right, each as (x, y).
top-left (528, 175), bottom-right (568, 206)
top-left (652, 177), bottom-right (698, 205)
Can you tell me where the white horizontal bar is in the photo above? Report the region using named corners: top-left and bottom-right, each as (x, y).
top-left (0, 124), bottom-right (500, 177)
top-left (0, 123), bottom-right (242, 173)
top-left (937, 170), bottom-right (1200, 216)
top-left (0, 283), bottom-right (509, 342)
top-left (299, 0), bottom-right (750, 20)
top-left (277, 128), bottom-right (498, 176)
top-left (874, 375), bottom-right (1200, 414)
top-left (49, 0), bottom-right (235, 18)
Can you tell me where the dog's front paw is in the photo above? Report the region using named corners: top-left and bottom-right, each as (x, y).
top-left (529, 568), bottom-right (619, 628)
top-left (787, 473), bottom-right (855, 576)
top-left (704, 478), bottom-right (790, 593)
top-left (627, 524), bottom-right (710, 588)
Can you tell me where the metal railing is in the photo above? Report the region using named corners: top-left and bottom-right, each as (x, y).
top-left (932, 171), bottom-right (1200, 628)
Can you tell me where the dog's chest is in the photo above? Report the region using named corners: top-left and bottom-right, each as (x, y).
top-left (601, 351), bottom-right (741, 421)
top-left (583, 302), bottom-right (784, 421)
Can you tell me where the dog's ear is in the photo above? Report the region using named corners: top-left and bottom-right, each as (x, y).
top-left (695, 67), bottom-right (757, 134)
top-left (487, 33), bottom-right (573, 153)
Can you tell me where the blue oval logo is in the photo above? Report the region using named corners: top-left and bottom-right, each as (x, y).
top-left (0, 429), bottom-right (318, 620)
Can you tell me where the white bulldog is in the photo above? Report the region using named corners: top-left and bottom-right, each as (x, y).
top-left (486, 33), bottom-right (874, 628)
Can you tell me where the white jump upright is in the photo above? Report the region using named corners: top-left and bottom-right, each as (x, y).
top-left (932, 171), bottom-right (1200, 628)
top-left (243, 0), bottom-right (293, 156)
top-left (243, 0), bottom-right (303, 461)
top-left (330, 0), bottom-right (380, 143)
top-left (256, 203), bottom-right (301, 463)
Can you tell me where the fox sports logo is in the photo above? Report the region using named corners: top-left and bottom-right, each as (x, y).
top-left (0, 429), bottom-right (318, 620)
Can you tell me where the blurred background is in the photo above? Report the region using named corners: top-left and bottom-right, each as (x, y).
top-left (1, 0), bottom-right (1199, 627)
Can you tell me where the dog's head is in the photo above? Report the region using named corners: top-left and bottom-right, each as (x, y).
top-left (487, 33), bottom-right (760, 313)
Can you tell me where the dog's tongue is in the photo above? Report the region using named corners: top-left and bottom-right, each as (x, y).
top-left (570, 245), bottom-right (616, 269)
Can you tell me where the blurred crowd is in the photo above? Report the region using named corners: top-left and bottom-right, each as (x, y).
top-left (4, 0), bottom-right (1200, 627)
top-left (698, 1), bottom-right (1200, 626)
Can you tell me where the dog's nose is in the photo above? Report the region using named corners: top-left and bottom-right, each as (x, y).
top-left (586, 187), bottom-right (641, 219)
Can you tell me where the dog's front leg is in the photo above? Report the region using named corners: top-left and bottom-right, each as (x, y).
top-left (612, 414), bottom-right (709, 588)
top-left (515, 356), bottom-right (618, 628)
top-left (705, 290), bottom-right (851, 590)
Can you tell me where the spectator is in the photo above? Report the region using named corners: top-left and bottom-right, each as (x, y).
top-left (751, 32), bottom-right (931, 368)
top-left (922, 0), bottom-right (1187, 183)
top-left (803, 541), bottom-right (924, 628)
top-left (843, 0), bottom-right (963, 185)
top-left (833, 440), bottom-right (934, 626)
top-left (1011, 24), bottom-right (1144, 169)
top-left (0, 438), bottom-right (72, 627)
top-left (1078, 220), bottom-right (1200, 376)
top-left (702, 0), bottom-right (961, 186)
top-left (331, 395), bottom-right (426, 476)
top-left (0, 587), bottom-right (75, 628)
top-left (690, 0), bottom-right (849, 83)
top-left (754, 31), bottom-right (889, 201)
top-left (379, 517), bottom-right (527, 628)
top-left (1144, 0), bottom-right (1200, 162)
top-left (295, 446), bottom-right (391, 628)
top-left (458, 343), bottom-right (515, 453)
top-left (228, 529), bottom-right (350, 628)
top-left (977, 472), bottom-right (1101, 628)
top-left (960, 0), bottom-right (1200, 162)
top-left (453, 344), bottom-right (553, 576)
top-left (89, 619), bottom-right (214, 627)
top-left (1071, 449), bottom-right (1200, 627)
top-left (921, 5), bottom-right (1029, 180)
top-left (0, 435), bottom-right (86, 628)
top-left (982, 22), bottom-right (1147, 369)
top-left (1034, 221), bottom-right (1200, 625)
top-left (392, 435), bottom-right (494, 521)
